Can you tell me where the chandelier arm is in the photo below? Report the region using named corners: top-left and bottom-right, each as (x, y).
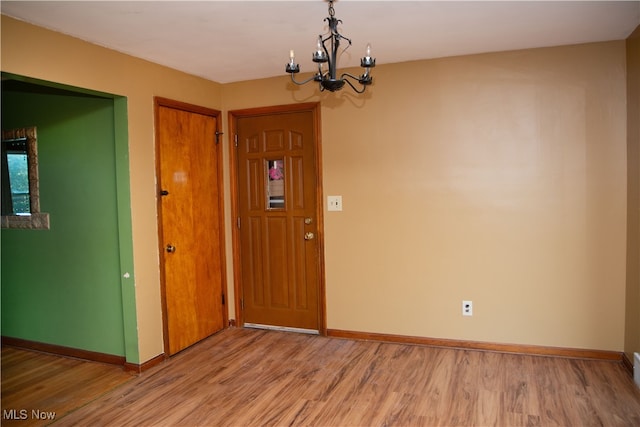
top-left (289, 73), bottom-right (321, 86)
top-left (341, 73), bottom-right (368, 94)
top-left (342, 72), bottom-right (368, 81)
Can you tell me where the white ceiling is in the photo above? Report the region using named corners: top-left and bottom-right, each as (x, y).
top-left (2, 1), bottom-right (639, 84)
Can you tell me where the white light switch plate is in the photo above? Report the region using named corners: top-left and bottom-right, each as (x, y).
top-left (327, 195), bottom-right (343, 211)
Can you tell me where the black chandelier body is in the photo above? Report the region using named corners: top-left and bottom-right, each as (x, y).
top-left (286, 0), bottom-right (376, 93)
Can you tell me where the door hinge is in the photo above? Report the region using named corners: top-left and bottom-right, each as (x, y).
top-left (215, 131), bottom-right (223, 145)
top-left (221, 293), bottom-right (225, 305)
top-left (237, 217), bottom-right (241, 229)
top-left (234, 134), bottom-right (238, 147)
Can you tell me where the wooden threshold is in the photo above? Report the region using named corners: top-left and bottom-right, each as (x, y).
top-left (327, 329), bottom-right (623, 362)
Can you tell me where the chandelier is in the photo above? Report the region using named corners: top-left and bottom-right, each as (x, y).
top-left (285, 0), bottom-right (376, 93)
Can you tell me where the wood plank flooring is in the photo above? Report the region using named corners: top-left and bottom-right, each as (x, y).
top-left (4, 327), bottom-right (640, 426)
top-left (1, 346), bottom-right (135, 427)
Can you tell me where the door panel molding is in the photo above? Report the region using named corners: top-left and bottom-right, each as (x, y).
top-left (228, 103), bottom-right (326, 334)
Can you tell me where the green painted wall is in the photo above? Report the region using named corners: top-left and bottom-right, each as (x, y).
top-left (1, 81), bottom-right (127, 357)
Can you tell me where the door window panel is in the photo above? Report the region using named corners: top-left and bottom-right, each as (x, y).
top-left (267, 159), bottom-right (284, 209)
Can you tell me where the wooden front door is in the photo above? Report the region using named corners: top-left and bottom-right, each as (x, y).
top-left (232, 103), bottom-right (324, 332)
top-left (155, 98), bottom-right (226, 355)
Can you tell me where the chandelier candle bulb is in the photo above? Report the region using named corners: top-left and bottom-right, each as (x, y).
top-left (286, 49), bottom-right (299, 74)
top-left (360, 43), bottom-right (376, 69)
top-left (313, 35), bottom-right (328, 63)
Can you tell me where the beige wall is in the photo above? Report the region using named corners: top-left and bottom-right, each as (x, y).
top-left (224, 41), bottom-right (628, 351)
top-left (1, 16), bottom-right (224, 363)
top-left (626, 26), bottom-right (640, 363)
top-left (3, 15), bottom-right (631, 362)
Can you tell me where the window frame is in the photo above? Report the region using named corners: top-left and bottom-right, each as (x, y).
top-left (1, 126), bottom-right (50, 229)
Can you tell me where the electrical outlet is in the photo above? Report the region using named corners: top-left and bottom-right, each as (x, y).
top-left (462, 300), bottom-right (473, 316)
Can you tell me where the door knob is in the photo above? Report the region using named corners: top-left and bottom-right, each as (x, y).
top-left (166, 244), bottom-right (176, 253)
top-left (304, 232), bottom-right (315, 240)
top-left (304, 217), bottom-right (313, 225)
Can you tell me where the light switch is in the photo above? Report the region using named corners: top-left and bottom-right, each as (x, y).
top-left (327, 195), bottom-right (343, 211)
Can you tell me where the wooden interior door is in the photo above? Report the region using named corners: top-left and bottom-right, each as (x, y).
top-left (234, 105), bottom-right (323, 331)
top-left (156, 98), bottom-right (226, 355)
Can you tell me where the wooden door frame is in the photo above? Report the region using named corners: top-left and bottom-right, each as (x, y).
top-left (154, 97), bottom-right (228, 355)
top-left (228, 102), bottom-right (326, 335)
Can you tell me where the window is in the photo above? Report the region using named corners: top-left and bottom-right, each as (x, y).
top-left (1, 127), bottom-right (50, 229)
top-left (4, 139), bottom-right (30, 214)
top-left (266, 159), bottom-right (285, 209)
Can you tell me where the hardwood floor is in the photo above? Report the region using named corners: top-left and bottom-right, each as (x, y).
top-left (1, 346), bottom-right (135, 427)
top-left (3, 328), bottom-right (640, 426)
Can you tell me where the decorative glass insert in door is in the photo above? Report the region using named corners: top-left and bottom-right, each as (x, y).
top-left (267, 159), bottom-right (284, 209)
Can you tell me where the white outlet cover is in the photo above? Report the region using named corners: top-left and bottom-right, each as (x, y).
top-left (462, 300), bottom-right (473, 316)
top-left (327, 195), bottom-right (342, 211)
